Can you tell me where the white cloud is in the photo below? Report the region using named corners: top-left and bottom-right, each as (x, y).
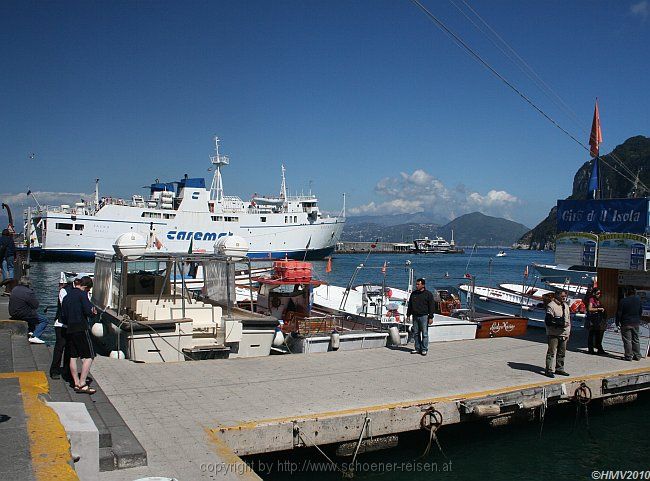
top-left (630, 0), bottom-right (649, 19)
top-left (1, 191), bottom-right (93, 207)
top-left (349, 169), bottom-right (519, 220)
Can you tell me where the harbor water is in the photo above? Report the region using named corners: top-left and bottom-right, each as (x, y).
top-left (24, 249), bottom-right (649, 479)
top-left (26, 247), bottom-right (547, 343)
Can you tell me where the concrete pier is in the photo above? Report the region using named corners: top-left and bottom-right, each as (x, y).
top-left (88, 330), bottom-right (649, 480)
top-left (2, 292), bottom-right (649, 480)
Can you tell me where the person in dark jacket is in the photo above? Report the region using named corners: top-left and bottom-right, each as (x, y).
top-left (61, 276), bottom-right (97, 394)
top-left (0, 228), bottom-right (16, 285)
top-left (616, 287), bottom-right (644, 361)
top-left (407, 278), bottom-right (434, 356)
top-left (585, 288), bottom-right (607, 355)
top-left (8, 277), bottom-right (49, 343)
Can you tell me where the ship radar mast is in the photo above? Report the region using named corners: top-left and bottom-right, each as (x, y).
top-left (280, 164), bottom-right (287, 203)
top-left (209, 136), bottom-right (229, 202)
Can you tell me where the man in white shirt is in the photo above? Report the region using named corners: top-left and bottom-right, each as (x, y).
top-left (49, 274), bottom-right (73, 379)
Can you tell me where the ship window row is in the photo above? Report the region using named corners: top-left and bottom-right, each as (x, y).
top-left (142, 212), bottom-right (162, 219)
top-left (211, 216), bottom-right (239, 222)
top-left (55, 223), bottom-right (84, 231)
top-left (285, 216), bottom-right (298, 223)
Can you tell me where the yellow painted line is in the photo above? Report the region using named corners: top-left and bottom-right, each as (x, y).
top-left (216, 365), bottom-right (650, 432)
top-left (204, 428), bottom-right (263, 480)
top-left (0, 371), bottom-right (78, 481)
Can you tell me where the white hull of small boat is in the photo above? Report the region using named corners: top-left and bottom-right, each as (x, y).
top-left (498, 283), bottom-right (555, 301)
top-left (533, 263), bottom-right (596, 284)
top-left (460, 285), bottom-right (584, 329)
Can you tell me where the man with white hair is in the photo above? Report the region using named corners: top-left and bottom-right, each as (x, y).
top-left (8, 277), bottom-right (49, 343)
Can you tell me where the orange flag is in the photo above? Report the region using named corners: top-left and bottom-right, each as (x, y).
top-left (325, 257), bottom-right (332, 273)
top-left (589, 99), bottom-right (603, 158)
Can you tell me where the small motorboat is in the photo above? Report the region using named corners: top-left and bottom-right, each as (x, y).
top-left (459, 284), bottom-right (585, 329)
top-left (533, 263), bottom-right (596, 284)
top-left (496, 250), bottom-right (507, 257)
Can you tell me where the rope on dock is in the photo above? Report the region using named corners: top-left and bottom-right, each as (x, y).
top-left (343, 416), bottom-right (372, 479)
top-left (573, 382), bottom-right (593, 430)
top-left (538, 386), bottom-right (548, 438)
top-left (295, 427), bottom-right (344, 475)
top-left (419, 406), bottom-right (446, 459)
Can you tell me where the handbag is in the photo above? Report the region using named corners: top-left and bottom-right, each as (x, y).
top-left (545, 303), bottom-right (566, 328)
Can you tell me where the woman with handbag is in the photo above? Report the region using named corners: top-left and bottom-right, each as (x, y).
top-left (544, 291), bottom-right (571, 378)
top-left (586, 288), bottom-right (607, 355)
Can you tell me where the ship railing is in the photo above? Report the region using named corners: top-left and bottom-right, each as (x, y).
top-left (28, 205), bottom-right (98, 216)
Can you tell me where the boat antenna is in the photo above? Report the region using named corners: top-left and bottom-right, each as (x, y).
top-left (340, 193), bottom-right (346, 218)
top-left (26, 188), bottom-right (42, 211)
top-left (464, 243), bottom-right (477, 275)
top-left (94, 178), bottom-right (100, 209)
top-left (209, 136), bottom-right (229, 202)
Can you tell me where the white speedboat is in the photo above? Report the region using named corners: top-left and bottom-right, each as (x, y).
top-left (460, 284), bottom-right (585, 329)
top-left (533, 263), bottom-right (596, 284)
top-left (313, 263), bottom-right (477, 343)
top-left (23, 137), bottom-right (345, 260)
top-left (496, 250), bottom-right (507, 257)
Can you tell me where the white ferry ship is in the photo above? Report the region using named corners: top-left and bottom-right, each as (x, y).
top-left (24, 137), bottom-right (345, 260)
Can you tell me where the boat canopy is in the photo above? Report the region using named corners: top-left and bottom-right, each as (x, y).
top-left (178, 177), bottom-right (206, 189)
top-left (149, 182), bottom-right (176, 194)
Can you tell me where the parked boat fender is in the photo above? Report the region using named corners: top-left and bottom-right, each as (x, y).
top-left (90, 322), bottom-right (105, 338)
top-left (388, 326), bottom-right (401, 346)
top-left (472, 404), bottom-right (501, 417)
top-left (109, 350), bottom-right (126, 359)
top-left (330, 331), bottom-right (340, 350)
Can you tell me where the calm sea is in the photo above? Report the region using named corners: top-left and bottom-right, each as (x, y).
top-left (26, 249), bottom-right (649, 480)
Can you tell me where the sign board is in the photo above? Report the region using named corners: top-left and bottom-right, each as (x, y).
top-left (618, 270), bottom-right (650, 288)
top-left (554, 232), bottom-right (597, 266)
top-left (597, 233), bottom-right (648, 271)
top-left (557, 198), bottom-right (649, 234)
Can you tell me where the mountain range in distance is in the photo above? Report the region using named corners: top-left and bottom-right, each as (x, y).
top-left (342, 211), bottom-right (529, 247)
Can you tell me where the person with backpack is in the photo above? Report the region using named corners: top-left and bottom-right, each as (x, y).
top-left (543, 291), bottom-right (571, 378)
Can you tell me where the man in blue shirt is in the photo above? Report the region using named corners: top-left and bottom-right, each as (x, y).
top-left (61, 276), bottom-right (97, 394)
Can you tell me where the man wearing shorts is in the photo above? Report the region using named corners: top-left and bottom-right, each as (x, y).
top-left (61, 276), bottom-right (97, 394)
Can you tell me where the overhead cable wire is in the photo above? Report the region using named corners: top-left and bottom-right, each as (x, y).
top-left (451, 0), bottom-right (586, 134)
top-left (412, 0), bottom-right (649, 194)
top-left (449, 0), bottom-right (646, 190)
top-left (410, 0), bottom-right (590, 154)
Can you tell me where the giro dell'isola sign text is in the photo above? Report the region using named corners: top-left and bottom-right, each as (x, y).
top-left (556, 198), bottom-right (649, 234)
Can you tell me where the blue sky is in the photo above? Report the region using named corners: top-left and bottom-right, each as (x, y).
top-left (1, 0), bottom-right (648, 228)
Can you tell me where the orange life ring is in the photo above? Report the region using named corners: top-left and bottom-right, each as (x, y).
top-left (570, 299), bottom-right (585, 313)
